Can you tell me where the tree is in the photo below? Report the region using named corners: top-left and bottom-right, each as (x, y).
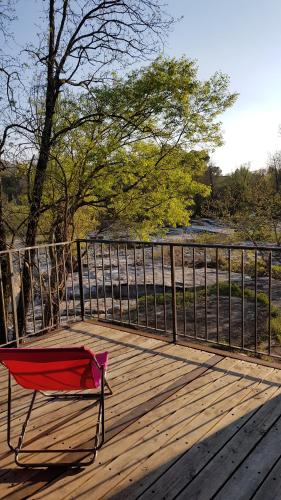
top-left (0, 0), bottom-right (174, 335)
top-left (0, 0), bottom-right (17, 343)
top-left (40, 56), bottom-right (237, 240)
top-left (205, 164), bottom-right (281, 246)
top-left (30, 55), bottom-right (237, 326)
top-left (0, 3), bottom-right (238, 336)
top-left (268, 151), bottom-right (281, 194)
top-left (1, 0), bottom-right (173, 248)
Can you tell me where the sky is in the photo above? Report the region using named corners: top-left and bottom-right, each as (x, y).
top-left (164, 0), bottom-right (281, 172)
top-left (9, 0), bottom-right (281, 173)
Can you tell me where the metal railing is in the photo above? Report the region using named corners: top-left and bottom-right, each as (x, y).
top-left (78, 239), bottom-right (281, 360)
top-left (1, 238), bottom-right (281, 361)
top-left (0, 241), bottom-right (80, 346)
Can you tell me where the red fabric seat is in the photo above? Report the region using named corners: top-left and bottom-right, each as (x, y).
top-left (0, 347), bottom-right (108, 391)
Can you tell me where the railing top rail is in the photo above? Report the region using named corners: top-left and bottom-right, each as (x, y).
top-left (1, 238), bottom-right (280, 257)
top-left (80, 238), bottom-right (281, 252)
top-left (0, 240), bottom-right (75, 257)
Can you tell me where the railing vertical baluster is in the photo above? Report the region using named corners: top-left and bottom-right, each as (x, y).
top-left (152, 245), bottom-right (157, 331)
top-left (62, 246), bottom-right (69, 323)
top-left (86, 242), bottom-right (92, 318)
top-left (45, 247), bottom-right (53, 327)
top-left (134, 244), bottom-right (139, 325)
top-left (76, 240), bottom-right (85, 321)
top-left (182, 246), bottom-right (186, 336)
top-left (125, 243), bottom-right (130, 324)
top-left (18, 251), bottom-right (27, 337)
top-left (8, 252), bottom-right (19, 345)
top-left (170, 244), bottom-right (177, 343)
top-left (241, 250), bottom-right (245, 349)
top-left (255, 250), bottom-right (258, 352)
top-left (162, 246), bottom-right (167, 333)
top-left (268, 251), bottom-right (272, 355)
top-left (228, 249), bottom-right (231, 346)
top-left (109, 244), bottom-right (114, 321)
top-left (28, 249), bottom-right (36, 333)
top-left (54, 247), bottom-right (61, 326)
top-left (93, 243), bottom-right (100, 319)
top-left (216, 248), bottom-right (219, 343)
top-left (101, 243), bottom-right (107, 319)
top-left (193, 248), bottom-right (197, 338)
top-left (36, 248), bottom-right (45, 329)
top-left (69, 245), bottom-right (76, 320)
top-left (143, 244), bottom-right (148, 328)
top-left (205, 248), bottom-right (208, 340)
top-left (117, 244), bottom-right (122, 322)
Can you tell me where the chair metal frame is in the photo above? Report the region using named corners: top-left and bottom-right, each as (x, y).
top-left (6, 358), bottom-right (113, 469)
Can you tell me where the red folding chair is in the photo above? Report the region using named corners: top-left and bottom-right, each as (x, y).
top-left (0, 346), bottom-right (112, 468)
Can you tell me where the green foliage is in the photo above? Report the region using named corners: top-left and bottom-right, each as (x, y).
top-left (207, 281), bottom-right (242, 297)
top-left (245, 258), bottom-right (267, 278)
top-left (138, 288), bottom-right (205, 306)
top-left (39, 56), bottom-right (237, 241)
top-left (203, 159), bottom-right (281, 246)
top-left (272, 265), bottom-right (281, 280)
top-left (269, 316), bottom-right (281, 339)
top-left (139, 280), bottom-right (281, 342)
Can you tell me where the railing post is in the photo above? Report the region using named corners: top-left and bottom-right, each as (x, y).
top-left (170, 244), bottom-right (177, 343)
top-left (76, 240), bottom-right (85, 321)
top-left (8, 252), bottom-right (19, 346)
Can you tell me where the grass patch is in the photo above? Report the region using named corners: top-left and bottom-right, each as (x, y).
top-left (272, 265), bottom-right (281, 280)
top-left (270, 317), bottom-right (281, 338)
top-left (138, 281), bottom-right (281, 339)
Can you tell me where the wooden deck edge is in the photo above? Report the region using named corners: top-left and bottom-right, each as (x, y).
top-left (15, 318), bottom-right (281, 371)
top-left (85, 319), bottom-right (281, 371)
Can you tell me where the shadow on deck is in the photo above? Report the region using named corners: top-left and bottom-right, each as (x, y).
top-left (0, 321), bottom-right (281, 499)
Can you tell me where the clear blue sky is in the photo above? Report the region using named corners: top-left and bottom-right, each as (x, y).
top-left (10, 0), bottom-right (281, 173)
top-left (164, 0), bottom-right (281, 172)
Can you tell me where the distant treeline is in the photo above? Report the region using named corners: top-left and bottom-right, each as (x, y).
top-left (194, 152), bottom-right (281, 245)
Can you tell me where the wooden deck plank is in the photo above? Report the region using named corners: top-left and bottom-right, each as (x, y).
top-left (32, 358), bottom-right (266, 500)
top-left (252, 455), bottom-right (281, 500)
top-left (30, 356), bottom-right (232, 500)
top-left (93, 364), bottom-right (278, 500)
top-left (214, 411), bottom-right (281, 500)
top-left (0, 322), bottom-right (280, 500)
top-left (0, 328), bottom-right (213, 496)
top-left (6, 364), bottom-right (221, 496)
top-left (175, 385), bottom-right (281, 499)
top-left (67, 359), bottom-right (250, 500)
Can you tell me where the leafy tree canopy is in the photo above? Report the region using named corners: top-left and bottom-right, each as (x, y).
top-left (34, 56), bottom-right (237, 240)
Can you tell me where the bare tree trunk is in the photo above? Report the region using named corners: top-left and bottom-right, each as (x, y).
top-left (17, 0), bottom-right (57, 336)
top-left (43, 211), bottom-right (74, 328)
top-left (0, 177), bottom-right (9, 344)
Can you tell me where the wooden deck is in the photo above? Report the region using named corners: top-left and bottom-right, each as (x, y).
top-left (1, 322), bottom-right (281, 499)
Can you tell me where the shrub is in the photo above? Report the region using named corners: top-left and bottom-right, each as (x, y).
top-left (208, 282), bottom-right (242, 297)
top-left (272, 265), bottom-right (281, 280)
top-left (245, 258), bottom-right (267, 278)
top-left (207, 253), bottom-right (228, 270)
top-left (269, 316), bottom-right (281, 340)
top-left (256, 292), bottom-right (269, 306)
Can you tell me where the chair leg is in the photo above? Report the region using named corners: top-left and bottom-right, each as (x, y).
top-left (97, 366), bottom-right (105, 449)
top-left (105, 376), bottom-right (113, 395)
top-left (7, 372), bottom-right (105, 468)
top-left (7, 372), bottom-right (13, 451)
